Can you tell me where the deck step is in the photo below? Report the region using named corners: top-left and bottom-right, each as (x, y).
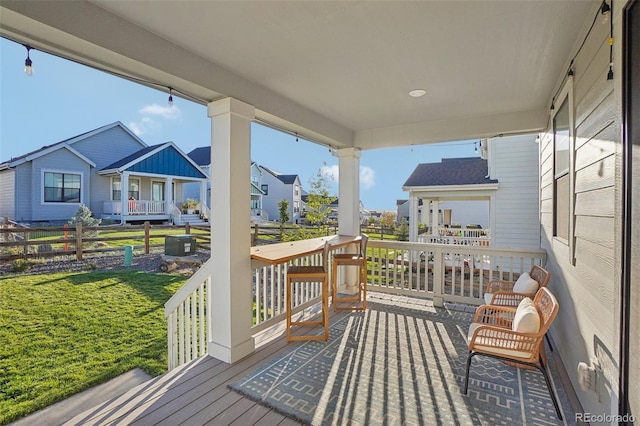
top-left (11, 369), bottom-right (152, 426)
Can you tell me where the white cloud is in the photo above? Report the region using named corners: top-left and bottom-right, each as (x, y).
top-left (128, 117), bottom-right (154, 136)
top-left (319, 164), bottom-right (376, 190)
top-left (139, 103), bottom-right (181, 119)
top-left (360, 166), bottom-right (375, 190)
top-left (128, 103), bottom-right (181, 136)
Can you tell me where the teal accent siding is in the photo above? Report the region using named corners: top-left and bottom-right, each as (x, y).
top-left (127, 146), bottom-right (206, 178)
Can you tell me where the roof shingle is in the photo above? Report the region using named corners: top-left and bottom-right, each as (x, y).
top-left (403, 157), bottom-right (498, 187)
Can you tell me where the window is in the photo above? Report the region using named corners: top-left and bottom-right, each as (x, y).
top-left (553, 98), bottom-right (570, 241)
top-left (44, 172), bottom-right (81, 203)
top-left (294, 186), bottom-right (300, 197)
top-left (112, 178), bottom-right (140, 200)
top-left (294, 201), bottom-right (300, 213)
top-left (261, 184), bottom-right (268, 195)
top-left (151, 181), bottom-right (165, 201)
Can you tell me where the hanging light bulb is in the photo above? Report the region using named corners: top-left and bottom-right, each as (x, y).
top-left (295, 132), bottom-right (299, 143)
top-left (24, 45), bottom-right (33, 76)
top-left (168, 87), bottom-right (174, 107)
top-left (600, 0), bottom-right (611, 24)
top-left (474, 142), bottom-right (478, 153)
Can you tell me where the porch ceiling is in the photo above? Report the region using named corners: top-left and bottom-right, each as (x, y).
top-left (0, 1), bottom-right (595, 149)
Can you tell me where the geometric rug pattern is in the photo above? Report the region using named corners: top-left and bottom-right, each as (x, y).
top-left (229, 298), bottom-right (574, 425)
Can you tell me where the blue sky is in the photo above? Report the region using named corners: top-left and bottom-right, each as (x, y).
top-left (0, 38), bottom-right (477, 211)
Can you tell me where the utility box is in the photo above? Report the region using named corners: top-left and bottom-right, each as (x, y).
top-left (164, 235), bottom-right (196, 256)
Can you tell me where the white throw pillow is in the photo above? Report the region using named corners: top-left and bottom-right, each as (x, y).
top-left (512, 272), bottom-right (539, 295)
top-left (512, 297), bottom-right (540, 333)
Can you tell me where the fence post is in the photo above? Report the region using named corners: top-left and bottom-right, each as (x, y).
top-left (23, 229), bottom-right (29, 259)
top-left (185, 223), bottom-right (191, 234)
top-left (76, 222), bottom-right (83, 261)
top-left (64, 224), bottom-right (69, 251)
top-left (252, 224), bottom-right (258, 246)
top-left (145, 221), bottom-right (150, 254)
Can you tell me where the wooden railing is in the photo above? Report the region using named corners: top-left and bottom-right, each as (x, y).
top-left (367, 240), bottom-right (545, 306)
top-left (103, 200), bottom-right (166, 215)
top-left (164, 238), bottom-right (545, 371)
top-left (164, 258), bottom-right (212, 370)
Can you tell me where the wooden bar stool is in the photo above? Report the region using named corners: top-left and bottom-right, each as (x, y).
top-left (286, 241), bottom-right (330, 341)
top-left (332, 234), bottom-right (368, 311)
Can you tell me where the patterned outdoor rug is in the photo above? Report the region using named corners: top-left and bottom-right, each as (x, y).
top-left (229, 299), bottom-right (574, 425)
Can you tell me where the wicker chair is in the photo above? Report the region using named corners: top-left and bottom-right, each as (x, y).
top-left (286, 241), bottom-right (330, 341)
top-left (331, 234), bottom-right (368, 311)
top-left (484, 264), bottom-right (551, 306)
top-left (464, 287), bottom-right (562, 420)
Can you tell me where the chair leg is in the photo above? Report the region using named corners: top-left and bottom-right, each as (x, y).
top-left (537, 355), bottom-right (563, 420)
top-left (464, 351), bottom-right (474, 394)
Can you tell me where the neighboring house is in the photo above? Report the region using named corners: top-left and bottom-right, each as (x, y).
top-left (185, 147), bottom-right (267, 221)
top-left (301, 195), bottom-right (367, 224)
top-left (402, 134), bottom-right (540, 247)
top-left (259, 166), bottom-right (302, 223)
top-left (0, 122), bottom-right (207, 224)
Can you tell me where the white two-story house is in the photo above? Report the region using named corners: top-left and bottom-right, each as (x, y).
top-left (259, 166), bottom-right (302, 224)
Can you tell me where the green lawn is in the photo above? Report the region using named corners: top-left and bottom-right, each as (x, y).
top-left (0, 270), bottom-right (186, 425)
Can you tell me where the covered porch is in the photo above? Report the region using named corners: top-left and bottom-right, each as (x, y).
top-left (64, 293), bottom-right (575, 425)
top-left (1, 0), bottom-right (634, 422)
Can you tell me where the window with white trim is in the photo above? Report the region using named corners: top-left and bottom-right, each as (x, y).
top-left (112, 178), bottom-right (140, 200)
top-left (44, 172), bottom-right (81, 203)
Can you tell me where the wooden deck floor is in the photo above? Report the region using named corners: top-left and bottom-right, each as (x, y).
top-left (63, 295), bottom-right (575, 425)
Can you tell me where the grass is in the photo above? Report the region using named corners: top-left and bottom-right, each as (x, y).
top-left (0, 270), bottom-right (187, 425)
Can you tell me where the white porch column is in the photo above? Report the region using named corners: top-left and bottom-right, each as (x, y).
top-left (431, 199), bottom-right (440, 236)
top-left (336, 147), bottom-right (361, 236)
top-left (120, 172), bottom-right (129, 221)
top-left (409, 194), bottom-right (419, 242)
top-left (207, 97), bottom-right (255, 363)
top-left (199, 181), bottom-right (207, 212)
top-left (165, 177), bottom-right (173, 215)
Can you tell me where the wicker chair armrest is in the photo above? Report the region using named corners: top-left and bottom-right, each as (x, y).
top-left (469, 325), bottom-right (542, 358)
top-left (489, 291), bottom-right (535, 307)
top-left (484, 279), bottom-right (516, 293)
top-left (473, 305), bottom-right (517, 328)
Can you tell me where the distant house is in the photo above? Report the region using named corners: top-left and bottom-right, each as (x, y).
top-left (259, 166), bottom-right (302, 223)
top-left (185, 146), bottom-right (267, 221)
top-left (0, 122), bottom-right (206, 224)
top-left (402, 134), bottom-right (540, 248)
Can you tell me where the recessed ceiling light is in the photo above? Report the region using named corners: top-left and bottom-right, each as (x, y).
top-left (409, 89), bottom-right (426, 98)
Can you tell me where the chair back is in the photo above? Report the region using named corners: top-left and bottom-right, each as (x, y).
top-left (529, 265), bottom-right (551, 288)
top-left (360, 234), bottom-right (369, 257)
top-left (533, 287), bottom-right (559, 335)
top-left (322, 241), bottom-right (330, 272)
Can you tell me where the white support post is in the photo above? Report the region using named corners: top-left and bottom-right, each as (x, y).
top-left (336, 147), bottom-right (361, 236)
top-left (207, 97), bottom-right (255, 363)
top-left (336, 147), bottom-right (361, 295)
top-left (121, 172), bottom-right (129, 222)
top-left (409, 195), bottom-right (419, 242)
top-left (199, 180), bottom-right (207, 212)
top-left (432, 199), bottom-right (440, 236)
top-left (165, 177), bottom-right (173, 215)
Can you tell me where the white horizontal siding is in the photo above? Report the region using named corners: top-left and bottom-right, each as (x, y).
top-left (489, 134), bottom-right (540, 249)
top-left (0, 169), bottom-right (16, 219)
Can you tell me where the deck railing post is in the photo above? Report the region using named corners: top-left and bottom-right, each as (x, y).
top-left (145, 221), bottom-right (150, 254)
top-left (432, 246), bottom-right (445, 307)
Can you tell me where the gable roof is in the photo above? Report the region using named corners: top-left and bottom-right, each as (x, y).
top-left (403, 157), bottom-right (498, 188)
top-left (188, 146), bottom-right (211, 166)
top-left (99, 142), bottom-right (207, 179)
top-left (0, 121), bottom-right (142, 168)
top-left (260, 165), bottom-right (300, 185)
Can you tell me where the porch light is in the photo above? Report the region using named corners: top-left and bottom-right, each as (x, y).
top-left (600, 0), bottom-right (611, 23)
top-left (24, 45), bottom-right (33, 76)
top-left (168, 87), bottom-right (174, 107)
top-left (409, 89), bottom-right (426, 98)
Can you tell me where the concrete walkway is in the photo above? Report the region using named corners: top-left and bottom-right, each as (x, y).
top-left (11, 368), bottom-right (152, 426)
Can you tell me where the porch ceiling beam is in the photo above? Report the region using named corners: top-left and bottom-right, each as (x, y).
top-left (354, 108), bottom-right (548, 150)
top-left (0, 1), bottom-right (353, 148)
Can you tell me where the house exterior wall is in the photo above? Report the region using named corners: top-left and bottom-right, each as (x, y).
top-left (489, 134), bottom-right (540, 249)
top-left (13, 162), bottom-right (31, 222)
top-left (30, 149), bottom-right (92, 221)
top-left (184, 165), bottom-right (210, 206)
top-left (539, 2), bottom-right (623, 418)
top-left (72, 126), bottom-right (145, 170)
top-left (260, 171), bottom-right (301, 223)
top-left (0, 169), bottom-right (16, 219)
